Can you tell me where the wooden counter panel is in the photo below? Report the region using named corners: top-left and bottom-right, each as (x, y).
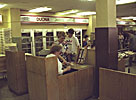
top-left (27, 72), bottom-right (47, 100)
top-left (77, 67), bottom-right (94, 100)
top-left (6, 51), bottom-right (27, 95)
top-left (100, 68), bottom-right (136, 100)
top-left (26, 56), bottom-right (46, 75)
top-left (85, 49), bottom-right (95, 66)
top-left (27, 56), bottom-right (59, 100)
top-left (58, 66), bottom-right (94, 100)
top-left (0, 56), bottom-right (6, 71)
top-left (27, 56), bottom-right (94, 100)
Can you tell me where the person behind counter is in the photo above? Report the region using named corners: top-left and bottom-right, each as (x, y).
top-left (52, 32), bottom-right (69, 64)
top-left (46, 45), bottom-right (71, 75)
top-left (82, 35), bottom-right (91, 48)
top-left (65, 28), bottom-right (80, 62)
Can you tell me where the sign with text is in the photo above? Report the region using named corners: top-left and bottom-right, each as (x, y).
top-left (21, 15), bottom-right (89, 24)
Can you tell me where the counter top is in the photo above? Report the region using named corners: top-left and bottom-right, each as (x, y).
top-left (71, 64), bottom-right (92, 70)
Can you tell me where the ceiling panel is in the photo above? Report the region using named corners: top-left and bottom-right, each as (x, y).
top-left (0, 0), bottom-right (135, 17)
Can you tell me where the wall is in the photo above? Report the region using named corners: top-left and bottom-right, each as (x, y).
top-left (0, 9), bottom-right (10, 29)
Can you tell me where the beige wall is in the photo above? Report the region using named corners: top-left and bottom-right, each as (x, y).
top-left (86, 16), bottom-right (92, 36)
top-left (85, 15), bottom-right (96, 40)
top-left (21, 24), bottom-right (88, 29)
top-left (0, 9), bottom-right (10, 28)
top-left (92, 15), bottom-right (96, 32)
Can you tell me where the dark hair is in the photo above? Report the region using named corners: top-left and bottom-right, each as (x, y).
top-left (50, 45), bottom-right (62, 54)
top-left (84, 35), bottom-right (89, 39)
top-left (68, 28), bottom-right (74, 34)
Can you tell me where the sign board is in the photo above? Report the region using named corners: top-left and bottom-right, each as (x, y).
top-left (21, 15), bottom-right (89, 24)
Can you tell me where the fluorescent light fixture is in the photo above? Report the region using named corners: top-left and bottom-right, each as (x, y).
top-left (116, 0), bottom-right (136, 5)
top-left (29, 7), bottom-right (52, 12)
top-left (133, 18), bottom-right (136, 20)
top-left (0, 4), bottom-right (7, 8)
top-left (119, 21), bottom-right (126, 25)
top-left (59, 10), bottom-right (79, 15)
top-left (80, 0), bottom-right (95, 1)
top-left (77, 12), bottom-right (96, 15)
top-left (121, 16), bottom-right (136, 20)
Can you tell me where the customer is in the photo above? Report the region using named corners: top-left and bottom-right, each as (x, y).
top-left (53, 32), bottom-right (66, 46)
top-left (52, 32), bottom-right (69, 64)
top-left (46, 45), bottom-right (71, 75)
top-left (118, 32), bottom-right (124, 49)
top-left (129, 31), bottom-right (136, 52)
top-left (65, 28), bottom-right (80, 62)
top-left (82, 35), bottom-right (91, 48)
top-left (128, 31), bottom-right (136, 66)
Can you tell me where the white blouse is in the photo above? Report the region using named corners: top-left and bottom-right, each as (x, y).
top-left (46, 54), bottom-right (63, 74)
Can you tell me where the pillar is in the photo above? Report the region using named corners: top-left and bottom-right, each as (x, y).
top-left (94, 0), bottom-right (118, 97)
top-left (9, 8), bottom-right (22, 51)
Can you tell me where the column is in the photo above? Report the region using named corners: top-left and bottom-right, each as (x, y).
top-left (96, 0), bottom-right (118, 69)
top-left (9, 8), bottom-right (22, 51)
top-left (94, 0), bottom-right (118, 97)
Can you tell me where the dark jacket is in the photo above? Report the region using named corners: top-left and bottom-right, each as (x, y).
top-left (129, 35), bottom-right (136, 52)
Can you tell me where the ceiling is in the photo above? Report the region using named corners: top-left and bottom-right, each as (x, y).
top-left (0, 0), bottom-right (136, 17)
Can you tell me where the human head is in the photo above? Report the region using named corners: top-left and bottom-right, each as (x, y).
top-left (84, 35), bottom-right (89, 41)
top-left (57, 32), bottom-right (66, 43)
top-left (50, 45), bottom-right (62, 57)
top-left (67, 28), bottom-right (74, 38)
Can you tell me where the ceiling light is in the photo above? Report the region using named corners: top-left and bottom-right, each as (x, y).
top-left (121, 16), bottom-right (136, 20)
top-left (77, 12), bottom-right (96, 15)
top-left (0, 4), bottom-right (7, 8)
top-left (80, 0), bottom-right (95, 1)
top-left (116, 0), bottom-right (136, 5)
top-left (29, 7), bottom-right (52, 12)
top-left (59, 10), bottom-right (79, 15)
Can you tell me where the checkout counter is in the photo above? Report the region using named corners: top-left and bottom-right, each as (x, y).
top-left (4, 48), bottom-right (96, 99)
top-left (26, 55), bottom-right (94, 100)
top-left (118, 50), bottom-right (136, 72)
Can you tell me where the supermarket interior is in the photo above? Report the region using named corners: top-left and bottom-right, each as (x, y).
top-left (0, 0), bottom-right (136, 100)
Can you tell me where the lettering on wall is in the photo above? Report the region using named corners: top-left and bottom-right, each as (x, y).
top-left (20, 15), bottom-right (89, 24)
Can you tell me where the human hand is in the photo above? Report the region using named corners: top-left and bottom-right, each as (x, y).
top-left (63, 61), bottom-right (70, 65)
top-left (66, 66), bottom-right (71, 71)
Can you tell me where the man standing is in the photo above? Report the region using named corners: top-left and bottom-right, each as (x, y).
top-left (129, 32), bottom-right (136, 52)
top-left (129, 31), bottom-right (136, 66)
top-left (65, 28), bottom-right (80, 62)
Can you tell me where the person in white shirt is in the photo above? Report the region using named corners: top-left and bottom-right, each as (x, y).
top-left (52, 32), bottom-right (69, 64)
top-left (46, 45), bottom-right (71, 75)
top-left (65, 28), bottom-right (80, 62)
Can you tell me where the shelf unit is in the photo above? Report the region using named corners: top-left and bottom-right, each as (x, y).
top-left (21, 30), bottom-right (32, 54)
top-left (21, 29), bottom-right (83, 55)
top-left (0, 28), bottom-right (12, 54)
top-left (34, 30), bottom-right (43, 55)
